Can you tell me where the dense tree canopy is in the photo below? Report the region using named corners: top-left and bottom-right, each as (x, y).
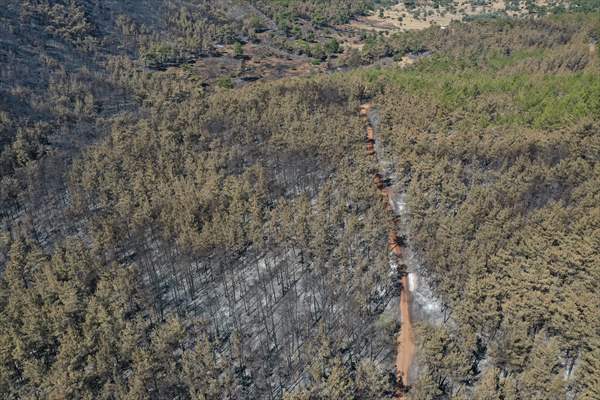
top-left (0, 1), bottom-right (599, 398)
top-left (364, 14), bottom-right (599, 398)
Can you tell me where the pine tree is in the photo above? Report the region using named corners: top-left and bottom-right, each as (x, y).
top-left (322, 357), bottom-right (354, 400)
top-left (576, 339), bottom-right (600, 400)
top-left (473, 368), bottom-right (502, 400)
top-left (519, 335), bottom-right (565, 400)
top-left (355, 359), bottom-right (393, 399)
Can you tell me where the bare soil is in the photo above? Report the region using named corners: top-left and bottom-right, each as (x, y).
top-left (348, 0), bottom-right (553, 33)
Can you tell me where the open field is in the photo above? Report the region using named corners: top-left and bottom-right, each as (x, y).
top-left (349, 0), bottom-right (556, 32)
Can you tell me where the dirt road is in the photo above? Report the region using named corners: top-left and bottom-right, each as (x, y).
top-left (360, 103), bottom-right (415, 397)
top-left (397, 274), bottom-right (415, 389)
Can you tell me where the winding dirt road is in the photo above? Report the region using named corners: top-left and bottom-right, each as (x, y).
top-left (360, 103), bottom-right (415, 398)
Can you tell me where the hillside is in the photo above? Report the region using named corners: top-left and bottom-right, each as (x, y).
top-left (1, 1), bottom-right (599, 399)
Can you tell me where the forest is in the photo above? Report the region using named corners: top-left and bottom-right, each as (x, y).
top-left (1, 0), bottom-right (599, 399)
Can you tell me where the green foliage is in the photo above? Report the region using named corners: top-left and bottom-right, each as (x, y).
top-left (142, 42), bottom-right (182, 68)
top-left (260, 0), bottom-right (375, 27)
top-left (325, 38), bottom-right (341, 55)
top-left (21, 0), bottom-right (95, 44)
top-left (365, 13), bottom-right (600, 398)
top-left (233, 41), bottom-right (244, 57)
top-left (216, 76), bottom-right (234, 88)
